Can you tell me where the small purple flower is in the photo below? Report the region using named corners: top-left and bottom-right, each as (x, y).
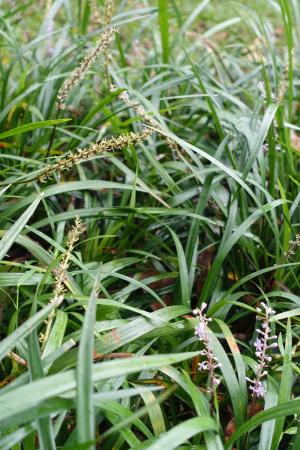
top-left (248, 380), bottom-right (265, 398)
top-left (195, 322), bottom-right (206, 339)
top-left (254, 338), bottom-right (264, 352)
top-left (199, 361), bottom-right (209, 371)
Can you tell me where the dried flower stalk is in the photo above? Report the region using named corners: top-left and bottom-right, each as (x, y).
top-left (39, 129), bottom-right (152, 182)
top-left (41, 217), bottom-right (84, 348)
top-left (246, 302), bottom-right (277, 398)
top-left (118, 90), bottom-right (157, 128)
top-left (103, 0), bottom-right (114, 88)
top-left (8, 351), bottom-right (27, 367)
top-left (113, 86), bottom-right (180, 151)
top-left (56, 27), bottom-right (118, 110)
top-left (193, 303), bottom-right (222, 393)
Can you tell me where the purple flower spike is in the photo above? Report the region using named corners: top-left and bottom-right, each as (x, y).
top-left (193, 304), bottom-right (221, 392)
top-left (246, 302), bottom-right (277, 399)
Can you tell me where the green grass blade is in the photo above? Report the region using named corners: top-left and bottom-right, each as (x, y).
top-left (134, 416), bottom-right (218, 449)
top-left (201, 199), bottom-right (284, 303)
top-left (258, 378), bottom-right (278, 450)
top-left (0, 352), bottom-right (199, 430)
top-left (137, 388), bottom-right (166, 436)
top-left (170, 228), bottom-right (190, 306)
top-left (270, 319), bottom-right (293, 450)
top-left (0, 299), bottom-right (62, 362)
top-left (0, 423), bottom-right (35, 450)
top-left (242, 104), bottom-right (278, 179)
top-left (42, 310), bottom-right (68, 360)
top-left (51, 305), bottom-right (190, 371)
top-left (210, 331), bottom-right (247, 428)
top-left (0, 119), bottom-right (70, 139)
top-left (76, 271), bottom-right (100, 448)
top-left (27, 332), bottom-right (56, 450)
top-left (0, 194), bottom-right (43, 261)
top-left (225, 399), bottom-right (300, 449)
top-left (158, 0), bottom-right (169, 63)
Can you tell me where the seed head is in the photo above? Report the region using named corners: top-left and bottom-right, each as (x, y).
top-left (39, 129), bottom-right (152, 182)
top-left (56, 28), bottom-right (118, 110)
top-left (104, 0), bottom-right (114, 27)
top-left (41, 217), bottom-right (84, 348)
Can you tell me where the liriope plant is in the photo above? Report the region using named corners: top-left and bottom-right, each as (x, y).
top-left (0, 0), bottom-right (299, 449)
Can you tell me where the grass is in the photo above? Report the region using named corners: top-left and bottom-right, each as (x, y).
top-left (0, 0), bottom-right (299, 449)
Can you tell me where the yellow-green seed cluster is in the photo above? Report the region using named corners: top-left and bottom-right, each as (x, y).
top-left (41, 216), bottom-right (84, 347)
top-left (39, 129), bottom-right (152, 182)
top-left (104, 0), bottom-right (113, 27)
top-left (116, 88), bottom-right (179, 152)
top-left (56, 27), bottom-right (118, 110)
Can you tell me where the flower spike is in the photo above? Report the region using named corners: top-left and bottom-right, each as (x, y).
top-left (246, 302), bottom-right (277, 398)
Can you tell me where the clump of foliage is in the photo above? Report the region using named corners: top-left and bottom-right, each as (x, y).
top-left (0, 0), bottom-right (299, 449)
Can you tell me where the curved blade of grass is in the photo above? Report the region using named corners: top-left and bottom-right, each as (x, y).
top-left (100, 400), bottom-right (150, 446)
top-left (0, 194), bottom-right (43, 261)
top-left (215, 319), bottom-right (247, 395)
top-left (258, 377), bottom-right (278, 450)
top-left (270, 319), bottom-right (293, 450)
top-left (0, 82), bottom-right (43, 123)
top-left (134, 416), bottom-right (218, 450)
top-left (0, 423), bottom-right (35, 450)
top-left (185, 137), bottom-right (227, 271)
top-left (0, 386), bottom-right (163, 432)
top-left (99, 387), bottom-right (174, 442)
top-left (0, 397), bottom-right (72, 433)
top-left (156, 127), bottom-right (257, 202)
top-left (51, 305), bottom-right (190, 372)
top-left (242, 104), bottom-right (278, 179)
top-left (210, 262), bottom-right (300, 317)
top-left (180, 371), bottom-right (224, 450)
top-left (0, 119), bottom-right (70, 139)
top-left (0, 272), bottom-right (46, 287)
top-left (30, 207), bottom-right (219, 230)
top-left (137, 387), bottom-right (166, 436)
top-left (0, 298), bottom-right (62, 362)
top-left (224, 399), bottom-right (300, 449)
top-left (200, 199), bottom-right (284, 303)
top-left (210, 330), bottom-right (247, 428)
top-left (0, 231), bottom-right (53, 265)
top-left (291, 419), bottom-right (300, 449)
top-left (76, 271), bottom-right (100, 449)
top-left (27, 331), bottom-right (56, 450)
top-left (169, 228), bottom-right (189, 306)
top-left (179, 0), bottom-right (210, 36)
top-left (3, 182), bottom-right (162, 220)
top-left (0, 352), bottom-right (199, 430)
top-left (203, 17), bottom-right (241, 38)
top-left (42, 310), bottom-right (68, 360)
